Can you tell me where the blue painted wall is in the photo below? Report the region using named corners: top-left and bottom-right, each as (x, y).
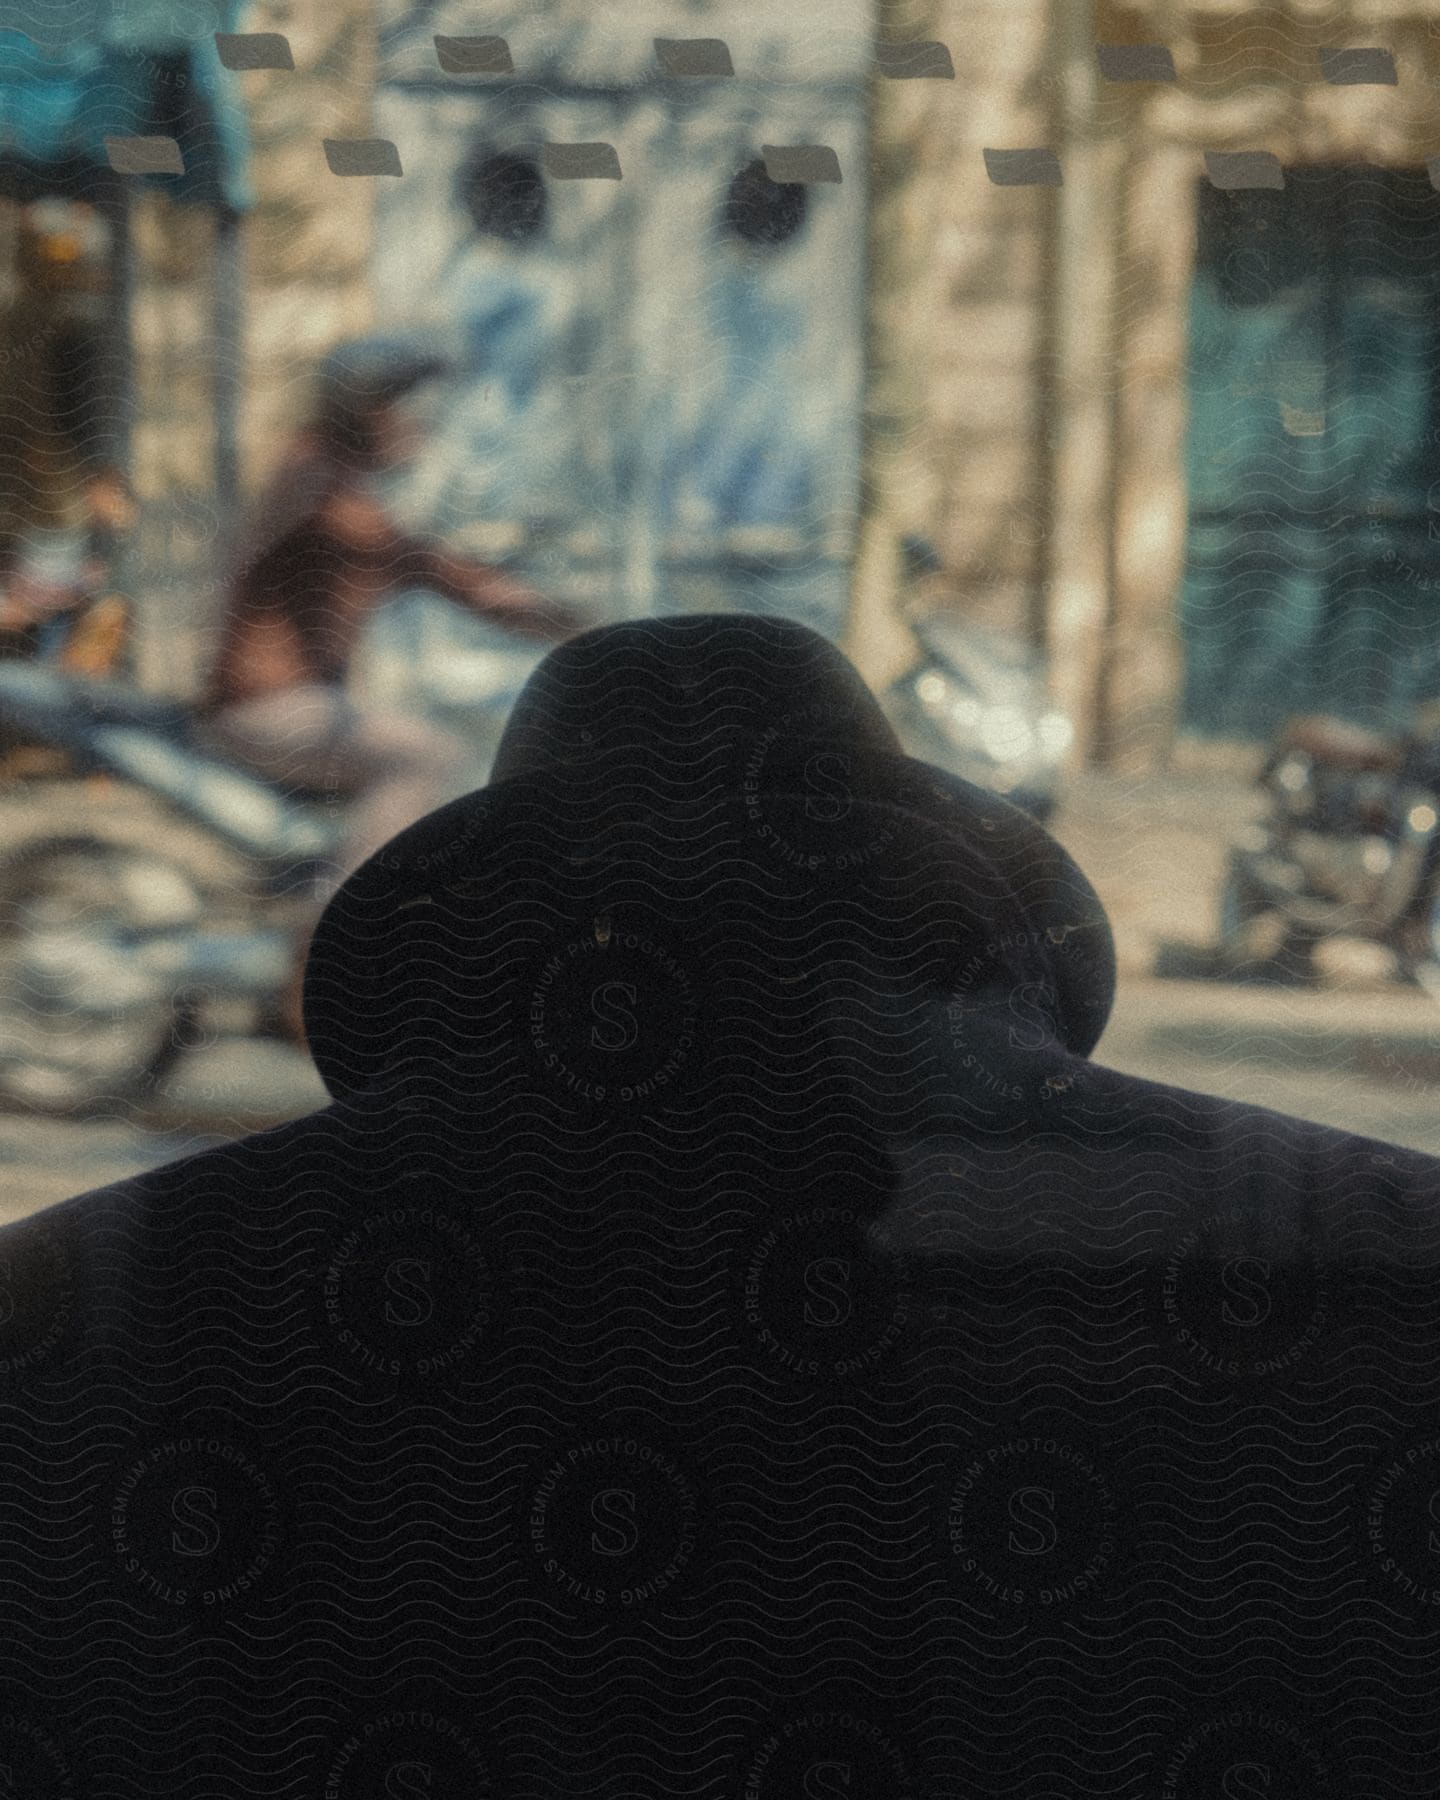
top-left (372, 0), bottom-right (872, 639)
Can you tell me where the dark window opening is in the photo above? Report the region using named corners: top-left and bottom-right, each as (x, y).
top-left (461, 149), bottom-right (547, 243)
top-left (47, 321), bottom-right (114, 468)
top-left (721, 158), bottom-right (808, 248)
top-left (148, 53), bottom-right (196, 138)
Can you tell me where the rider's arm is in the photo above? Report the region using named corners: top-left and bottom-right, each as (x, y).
top-left (415, 547), bottom-right (563, 629)
top-left (0, 574), bottom-right (83, 631)
top-left (402, 541), bottom-right (577, 639)
top-left (315, 488), bottom-right (578, 639)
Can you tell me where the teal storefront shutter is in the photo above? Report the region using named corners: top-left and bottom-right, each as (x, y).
top-left (1181, 169), bottom-right (1440, 735)
top-left (1329, 170), bottom-right (1440, 725)
top-left (0, 0), bottom-right (252, 209)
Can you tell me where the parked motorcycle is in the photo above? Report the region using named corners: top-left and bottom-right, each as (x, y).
top-left (1217, 704), bottom-right (1440, 990)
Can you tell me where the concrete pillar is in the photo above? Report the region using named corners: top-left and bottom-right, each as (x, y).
top-left (1101, 142), bottom-right (1193, 769)
top-left (236, 0), bottom-right (378, 501)
top-left (843, 0), bottom-right (942, 693)
top-left (128, 195), bottom-right (220, 696)
top-left (1037, 0), bottom-right (1127, 764)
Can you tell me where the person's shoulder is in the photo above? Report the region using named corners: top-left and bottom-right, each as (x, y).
top-left (1073, 1057), bottom-right (1440, 1176)
top-left (909, 1047), bottom-right (1440, 1210)
top-left (229, 439), bottom-right (347, 566)
top-left (0, 1105), bottom-right (344, 1257)
top-left (886, 1055), bottom-right (1439, 1270)
top-left (1046, 1057), bottom-right (1440, 1255)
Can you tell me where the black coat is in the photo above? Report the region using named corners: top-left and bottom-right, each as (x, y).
top-left (0, 616), bottom-right (1437, 1798)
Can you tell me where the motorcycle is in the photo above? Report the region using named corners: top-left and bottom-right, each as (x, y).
top-left (880, 539), bottom-right (1072, 823)
top-left (0, 587), bottom-right (1071, 1113)
top-left (0, 605), bottom-right (547, 1111)
top-left (1216, 704), bottom-right (1440, 990)
top-left (882, 610), bottom-right (1071, 823)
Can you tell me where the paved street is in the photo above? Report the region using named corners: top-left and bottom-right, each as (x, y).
top-left (1, 764), bottom-right (1437, 1223)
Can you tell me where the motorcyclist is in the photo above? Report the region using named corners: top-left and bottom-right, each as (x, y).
top-left (200, 333), bottom-right (582, 1039)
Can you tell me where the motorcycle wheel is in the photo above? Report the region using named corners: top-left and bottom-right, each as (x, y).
top-left (1400, 889), bottom-right (1440, 999)
top-left (1217, 862), bottom-right (1266, 963)
top-left (1271, 921), bottom-right (1320, 983)
top-left (1218, 862), bottom-right (1318, 980)
top-left (0, 834), bottom-right (201, 1113)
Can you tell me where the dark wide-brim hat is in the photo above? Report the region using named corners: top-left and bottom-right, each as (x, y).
top-left (303, 614), bottom-right (1116, 1101)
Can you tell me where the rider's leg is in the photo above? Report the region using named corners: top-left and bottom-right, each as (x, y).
top-left (205, 686), bottom-right (356, 1046)
top-left (205, 684), bottom-right (354, 806)
top-left (324, 707), bottom-right (472, 888)
top-left (207, 689), bottom-right (471, 1048)
top-left (208, 688), bottom-right (468, 888)
top-left (283, 709), bottom-right (470, 1052)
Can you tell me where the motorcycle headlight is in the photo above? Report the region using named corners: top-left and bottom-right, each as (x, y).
top-left (979, 705), bottom-right (1033, 762)
top-left (1036, 711), bottom-right (1073, 758)
top-left (1361, 838), bottom-right (1393, 876)
top-left (950, 695), bottom-right (981, 732)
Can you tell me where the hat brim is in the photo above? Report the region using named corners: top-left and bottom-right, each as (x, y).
top-left (301, 750), bottom-right (1115, 1101)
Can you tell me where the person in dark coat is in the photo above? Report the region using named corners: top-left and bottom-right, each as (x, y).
top-left (0, 613), bottom-right (1437, 1798)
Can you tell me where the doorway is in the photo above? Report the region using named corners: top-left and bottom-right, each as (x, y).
top-left (1182, 166), bottom-right (1440, 736)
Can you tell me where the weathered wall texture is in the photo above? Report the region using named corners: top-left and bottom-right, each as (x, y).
top-left (848, 0), bottom-right (1055, 694)
top-left (855, 0), bottom-right (1440, 768)
top-left (372, 0), bottom-right (871, 639)
top-left (129, 0), bottom-right (376, 692)
top-left (233, 0), bottom-right (378, 491)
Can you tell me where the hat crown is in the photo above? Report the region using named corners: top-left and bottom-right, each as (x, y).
top-left (490, 614), bottom-right (903, 789)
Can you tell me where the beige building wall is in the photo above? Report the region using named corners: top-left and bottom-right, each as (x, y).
top-left (233, 0), bottom-right (379, 494)
top-left (848, 0), bottom-right (1056, 700)
top-left (127, 196), bottom-right (223, 691)
top-left (852, 0), bottom-right (1440, 769)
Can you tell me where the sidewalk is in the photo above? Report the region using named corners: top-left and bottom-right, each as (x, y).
top-left (1050, 765), bottom-right (1260, 981)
